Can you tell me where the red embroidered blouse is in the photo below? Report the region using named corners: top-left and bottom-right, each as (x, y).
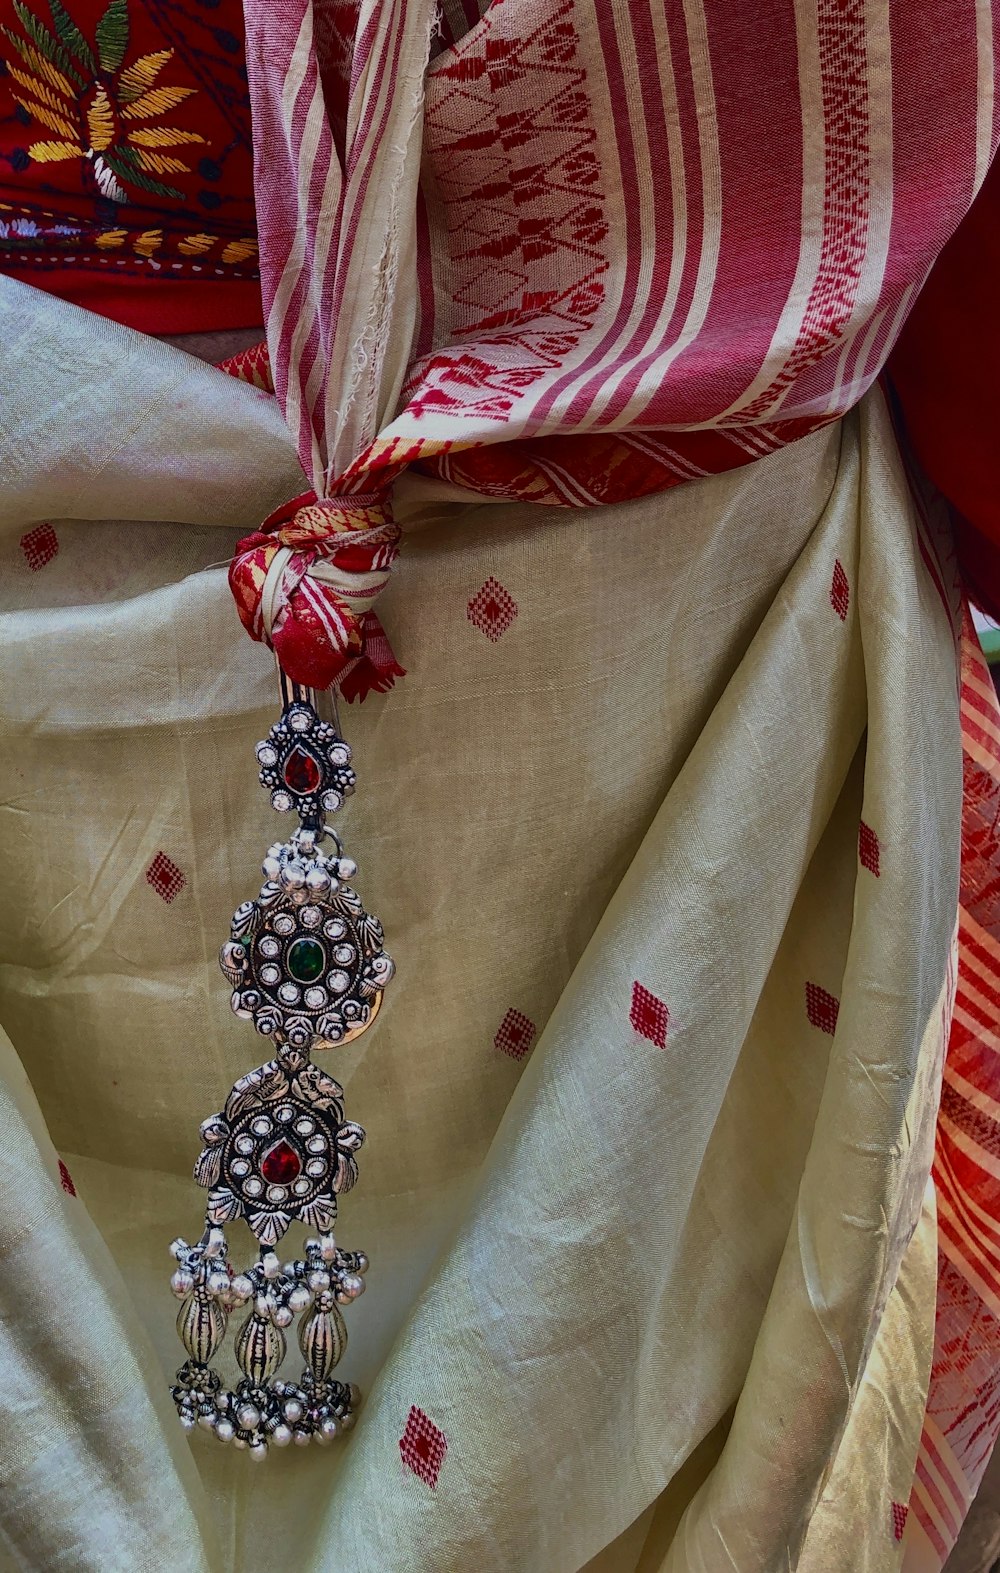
top-left (0, 0), bottom-right (261, 333)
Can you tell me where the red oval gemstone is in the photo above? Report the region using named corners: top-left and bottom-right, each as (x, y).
top-left (283, 746), bottom-right (321, 794)
top-left (260, 1139), bottom-right (302, 1185)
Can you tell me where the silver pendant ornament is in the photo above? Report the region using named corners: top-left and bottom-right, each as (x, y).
top-left (167, 683), bottom-right (392, 1456)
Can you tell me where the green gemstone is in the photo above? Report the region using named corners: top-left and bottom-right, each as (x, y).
top-left (287, 937), bottom-right (326, 984)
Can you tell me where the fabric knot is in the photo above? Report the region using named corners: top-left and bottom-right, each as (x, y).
top-left (229, 490), bottom-right (404, 697)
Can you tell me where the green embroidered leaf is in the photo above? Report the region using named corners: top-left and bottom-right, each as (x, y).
top-left (11, 0), bottom-right (84, 87)
top-left (103, 145), bottom-right (182, 200)
top-left (46, 0), bottom-right (96, 73)
top-left (95, 0), bottom-right (128, 74)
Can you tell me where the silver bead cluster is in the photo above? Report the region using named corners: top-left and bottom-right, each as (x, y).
top-left (169, 1230), bottom-right (368, 1454)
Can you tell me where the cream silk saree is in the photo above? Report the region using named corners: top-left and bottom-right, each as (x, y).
top-left (0, 279), bottom-right (975, 1571)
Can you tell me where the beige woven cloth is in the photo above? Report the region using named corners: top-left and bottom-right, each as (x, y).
top-left (0, 283), bottom-right (962, 1571)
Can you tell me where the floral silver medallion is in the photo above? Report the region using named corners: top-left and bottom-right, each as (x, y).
top-left (167, 681), bottom-right (390, 1456)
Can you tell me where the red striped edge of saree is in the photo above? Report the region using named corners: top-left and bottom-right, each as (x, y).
top-left (903, 620), bottom-right (1000, 1569)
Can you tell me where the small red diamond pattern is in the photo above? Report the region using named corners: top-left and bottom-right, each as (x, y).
top-left (891, 1502), bottom-right (908, 1541)
top-left (468, 577), bottom-right (518, 642)
top-left (494, 1008), bottom-right (537, 1061)
top-left (859, 820), bottom-right (880, 876)
top-left (58, 1160), bottom-right (76, 1197)
top-left (830, 559), bottom-right (850, 621)
top-left (630, 981), bottom-right (669, 1048)
top-left (146, 852), bottom-right (187, 903)
top-left (400, 1406), bottom-right (447, 1488)
top-left (21, 523), bottom-right (59, 571)
top-left (805, 982), bottom-right (840, 1035)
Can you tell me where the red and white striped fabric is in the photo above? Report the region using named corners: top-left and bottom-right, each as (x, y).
top-left (904, 617), bottom-right (1000, 1570)
top-left (233, 0), bottom-right (999, 689)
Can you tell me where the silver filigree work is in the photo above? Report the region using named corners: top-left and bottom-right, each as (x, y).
top-left (167, 688), bottom-right (387, 1454)
top-left (220, 830), bottom-right (393, 1048)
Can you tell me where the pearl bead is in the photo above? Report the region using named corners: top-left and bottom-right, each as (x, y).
top-left (340, 1411), bottom-right (356, 1431)
top-left (284, 1400), bottom-right (303, 1423)
top-left (170, 1269), bottom-right (194, 1299)
top-left (216, 1420), bottom-right (234, 1443)
top-left (274, 1305), bottom-right (293, 1328)
top-left (179, 1413), bottom-right (196, 1431)
top-left (281, 863), bottom-right (306, 889)
top-left (232, 1436), bottom-right (247, 1450)
top-left (293, 1429), bottom-right (311, 1447)
top-left (308, 1270), bottom-right (330, 1292)
top-left (305, 867), bottom-right (330, 892)
top-left (319, 1234), bottom-right (337, 1262)
top-left (355, 1253), bottom-right (369, 1275)
top-left (262, 856), bottom-right (281, 880)
top-left (198, 1413), bottom-right (215, 1431)
top-left (289, 1286), bottom-right (311, 1313)
top-left (238, 1405), bottom-right (260, 1431)
top-left (230, 1275), bottom-right (254, 1302)
top-left (320, 1417), bottom-right (339, 1441)
top-left (249, 1442), bottom-right (268, 1462)
top-left (262, 1252), bottom-right (280, 1280)
top-left (207, 1271), bottom-right (229, 1297)
top-left (340, 1274), bottom-right (365, 1299)
top-left (271, 1424), bottom-right (292, 1447)
top-left (337, 857), bottom-right (358, 879)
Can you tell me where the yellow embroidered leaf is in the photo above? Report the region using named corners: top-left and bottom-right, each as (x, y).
top-left (3, 36), bottom-right (74, 97)
top-left (177, 232), bottom-right (215, 256)
top-left (132, 229), bottom-right (163, 257)
top-left (94, 228), bottom-right (127, 249)
top-left (12, 94), bottom-right (76, 139)
top-left (86, 85), bottom-right (114, 152)
top-left (27, 138), bottom-right (84, 162)
top-left (116, 47), bottom-right (173, 103)
top-left (127, 126), bottom-right (205, 147)
top-left (135, 148), bottom-right (190, 176)
top-left (120, 85), bottom-right (195, 121)
top-left (221, 237), bottom-right (259, 265)
top-left (7, 63), bottom-right (73, 114)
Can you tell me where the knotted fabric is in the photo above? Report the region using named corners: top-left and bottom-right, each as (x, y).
top-left (229, 490), bottom-right (405, 697)
top-left (234, 0), bottom-right (434, 695)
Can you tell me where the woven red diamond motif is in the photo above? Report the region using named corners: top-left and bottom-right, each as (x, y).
top-left (494, 1008), bottom-right (537, 1061)
top-left (830, 559), bottom-right (850, 621)
top-left (630, 981), bottom-right (669, 1048)
top-left (468, 577), bottom-right (517, 642)
top-left (806, 982), bottom-right (840, 1035)
top-left (891, 1502), bottom-right (908, 1541)
top-left (58, 1160), bottom-right (76, 1197)
top-left (146, 851), bottom-right (186, 904)
top-left (859, 821), bottom-right (880, 876)
top-left (400, 1405), bottom-right (447, 1488)
top-left (20, 523), bottom-right (59, 571)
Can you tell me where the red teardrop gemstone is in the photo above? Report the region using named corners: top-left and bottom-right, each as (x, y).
top-left (260, 1139), bottom-right (302, 1185)
top-left (283, 746), bottom-right (321, 794)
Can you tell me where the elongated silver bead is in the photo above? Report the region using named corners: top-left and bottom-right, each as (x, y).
top-left (298, 1304), bottom-right (347, 1380)
top-left (236, 1312), bottom-right (286, 1383)
top-left (177, 1291), bottom-right (227, 1363)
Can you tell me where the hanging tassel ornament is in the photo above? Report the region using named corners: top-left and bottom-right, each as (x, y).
top-left (167, 672), bottom-right (392, 1456)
